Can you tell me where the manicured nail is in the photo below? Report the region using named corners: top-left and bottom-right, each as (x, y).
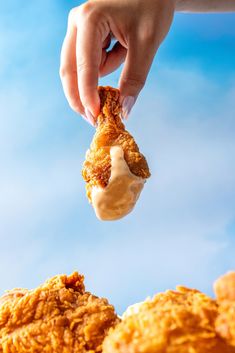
top-left (84, 108), bottom-right (96, 127)
top-left (121, 96), bottom-right (135, 120)
top-left (81, 114), bottom-right (94, 127)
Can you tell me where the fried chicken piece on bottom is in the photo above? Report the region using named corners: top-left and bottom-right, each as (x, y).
top-left (103, 286), bottom-right (234, 353)
top-left (82, 86), bottom-right (150, 202)
top-left (0, 272), bottom-right (119, 353)
top-left (214, 272), bottom-right (235, 347)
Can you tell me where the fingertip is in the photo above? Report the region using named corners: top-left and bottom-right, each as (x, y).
top-left (119, 76), bottom-right (145, 99)
top-left (81, 88), bottom-right (100, 119)
top-left (84, 107), bottom-right (97, 127)
top-left (65, 93), bottom-right (84, 115)
top-left (119, 95), bottom-right (136, 120)
top-left (81, 112), bottom-right (97, 127)
top-left (90, 91), bottom-right (100, 118)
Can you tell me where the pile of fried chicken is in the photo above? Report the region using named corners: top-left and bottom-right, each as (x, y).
top-left (0, 271), bottom-right (235, 353)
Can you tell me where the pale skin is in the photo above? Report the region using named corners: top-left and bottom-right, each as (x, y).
top-left (60, 0), bottom-right (235, 126)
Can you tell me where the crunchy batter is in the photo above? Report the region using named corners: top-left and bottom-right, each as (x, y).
top-left (0, 272), bottom-right (119, 353)
top-left (82, 86), bottom-right (150, 220)
top-left (103, 286), bottom-right (234, 353)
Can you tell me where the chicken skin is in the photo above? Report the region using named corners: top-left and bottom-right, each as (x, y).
top-left (0, 272), bottom-right (119, 353)
top-left (103, 286), bottom-right (234, 353)
top-left (2, 270), bottom-right (235, 353)
top-left (82, 86), bottom-right (150, 200)
top-left (214, 272), bottom-right (235, 347)
top-left (82, 87), bottom-right (150, 220)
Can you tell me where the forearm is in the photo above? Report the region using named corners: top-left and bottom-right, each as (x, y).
top-left (175, 0), bottom-right (235, 12)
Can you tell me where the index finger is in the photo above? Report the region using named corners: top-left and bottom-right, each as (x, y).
top-left (60, 10), bottom-right (84, 115)
top-left (76, 6), bottom-right (104, 118)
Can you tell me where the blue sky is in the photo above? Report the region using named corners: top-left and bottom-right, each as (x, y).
top-left (0, 0), bottom-right (235, 314)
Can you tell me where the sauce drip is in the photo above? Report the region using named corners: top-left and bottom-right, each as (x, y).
top-left (91, 146), bottom-right (145, 221)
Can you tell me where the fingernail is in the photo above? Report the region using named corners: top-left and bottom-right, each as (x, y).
top-left (84, 108), bottom-right (97, 127)
top-left (121, 96), bottom-right (135, 120)
top-left (81, 114), bottom-right (94, 127)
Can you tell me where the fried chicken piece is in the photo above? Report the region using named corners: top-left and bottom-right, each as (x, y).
top-left (82, 86), bottom-right (150, 195)
top-left (0, 272), bottom-right (119, 353)
top-left (214, 271), bottom-right (235, 347)
top-left (82, 86), bottom-right (150, 220)
top-left (103, 286), bottom-right (233, 353)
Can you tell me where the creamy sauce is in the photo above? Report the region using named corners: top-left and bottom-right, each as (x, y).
top-left (91, 146), bottom-right (145, 221)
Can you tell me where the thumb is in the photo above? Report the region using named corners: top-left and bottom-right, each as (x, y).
top-left (119, 38), bottom-right (157, 119)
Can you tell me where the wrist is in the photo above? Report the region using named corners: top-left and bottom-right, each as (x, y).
top-left (174, 0), bottom-right (235, 12)
top-left (174, 0), bottom-right (187, 11)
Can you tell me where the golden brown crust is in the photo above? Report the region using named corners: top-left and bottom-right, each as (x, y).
top-left (103, 286), bottom-right (234, 353)
top-left (0, 272), bottom-right (119, 353)
top-left (214, 272), bottom-right (235, 347)
top-left (82, 86), bottom-right (150, 201)
top-left (1, 272), bottom-right (235, 353)
top-left (214, 272), bottom-right (235, 302)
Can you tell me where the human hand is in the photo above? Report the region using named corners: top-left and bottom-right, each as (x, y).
top-left (60, 0), bottom-right (175, 126)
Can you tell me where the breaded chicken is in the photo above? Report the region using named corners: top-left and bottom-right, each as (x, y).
top-left (103, 286), bottom-right (234, 353)
top-left (82, 86), bottom-right (150, 202)
top-left (0, 272), bottom-right (119, 353)
top-left (214, 272), bottom-right (235, 347)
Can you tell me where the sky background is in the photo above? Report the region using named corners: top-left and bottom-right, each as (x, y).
top-left (0, 1), bottom-right (235, 314)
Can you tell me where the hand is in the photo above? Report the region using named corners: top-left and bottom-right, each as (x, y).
top-left (60, 0), bottom-right (175, 126)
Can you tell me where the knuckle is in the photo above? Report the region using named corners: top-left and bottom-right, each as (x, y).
top-left (76, 60), bottom-right (88, 73)
top-left (138, 21), bottom-right (157, 45)
top-left (139, 24), bottom-right (157, 44)
top-left (68, 7), bottom-right (78, 25)
top-left (59, 66), bottom-right (76, 79)
top-left (76, 60), bottom-right (97, 75)
top-left (59, 66), bottom-right (67, 79)
top-left (68, 2), bottom-right (101, 28)
top-left (122, 76), bottom-right (145, 91)
top-left (77, 2), bottom-right (100, 23)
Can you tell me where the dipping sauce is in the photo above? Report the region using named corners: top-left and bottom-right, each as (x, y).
top-left (91, 146), bottom-right (145, 221)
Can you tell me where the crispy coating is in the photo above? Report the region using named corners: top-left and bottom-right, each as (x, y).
top-left (103, 286), bottom-right (234, 353)
top-left (214, 272), bottom-right (235, 347)
top-left (0, 272), bottom-right (119, 353)
top-left (82, 86), bottom-right (150, 201)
